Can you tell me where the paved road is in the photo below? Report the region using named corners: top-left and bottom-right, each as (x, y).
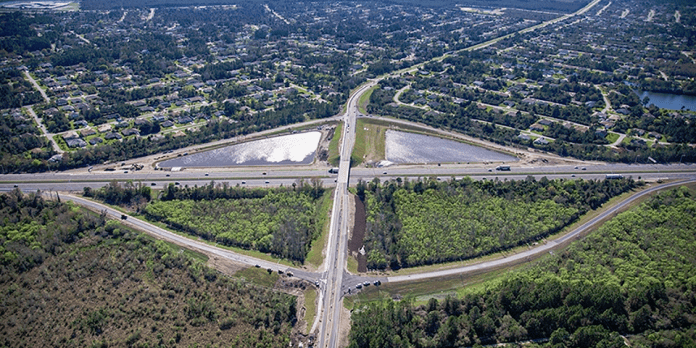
top-left (318, 80), bottom-right (376, 348)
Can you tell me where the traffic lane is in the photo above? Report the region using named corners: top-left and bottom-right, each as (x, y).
top-left (348, 171), bottom-right (696, 185)
top-left (5, 171), bottom-right (696, 194)
top-left (350, 162), bottom-right (696, 178)
top-left (0, 168), bottom-right (334, 183)
top-left (3, 163), bottom-right (694, 184)
top-left (2, 178), bottom-right (342, 193)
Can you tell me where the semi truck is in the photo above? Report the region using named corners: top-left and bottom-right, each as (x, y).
top-left (495, 165), bottom-right (511, 171)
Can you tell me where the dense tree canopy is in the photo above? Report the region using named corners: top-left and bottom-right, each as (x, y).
top-left (357, 176), bottom-right (638, 270)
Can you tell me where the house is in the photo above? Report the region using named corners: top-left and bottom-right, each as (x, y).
top-left (595, 129), bottom-right (608, 138)
top-left (80, 128), bottom-right (96, 137)
top-left (104, 132), bottom-right (123, 140)
top-left (534, 137), bottom-right (549, 145)
top-left (97, 124), bottom-right (112, 133)
top-left (530, 124), bottom-right (545, 132)
top-left (66, 138), bottom-right (87, 148)
top-left (538, 119), bottom-right (554, 126)
top-left (503, 100), bottom-right (516, 107)
top-left (648, 132), bottom-right (662, 139)
top-left (161, 120), bottom-right (174, 128)
top-left (62, 131), bottom-right (79, 141)
top-left (177, 116), bottom-right (193, 124)
top-left (89, 137), bottom-right (103, 145)
top-left (518, 134), bottom-right (531, 141)
top-left (74, 120), bottom-right (88, 128)
top-left (121, 128), bottom-right (140, 137)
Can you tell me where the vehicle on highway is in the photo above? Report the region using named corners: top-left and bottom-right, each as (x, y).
top-left (328, 167), bottom-right (339, 174)
top-left (205, 173), bottom-right (209, 176)
top-left (373, 280), bottom-right (381, 286)
top-left (496, 165), bottom-right (511, 171)
top-left (264, 180), bottom-right (270, 184)
top-left (175, 182), bottom-right (180, 185)
top-left (606, 174), bottom-right (624, 179)
top-left (582, 167), bottom-right (587, 170)
top-left (120, 214), bottom-right (127, 220)
top-left (166, 174), bottom-right (170, 177)
top-left (383, 171), bottom-right (387, 175)
top-left (363, 281), bottom-right (370, 287)
top-left (151, 182), bottom-right (156, 186)
top-left (241, 181), bottom-right (246, 184)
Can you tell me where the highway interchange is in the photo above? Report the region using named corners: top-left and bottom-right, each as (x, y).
top-left (3, 0), bottom-right (696, 346)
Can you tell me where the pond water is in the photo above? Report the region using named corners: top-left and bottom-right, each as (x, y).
top-left (385, 130), bottom-right (517, 164)
top-left (634, 90), bottom-right (696, 111)
top-left (160, 131), bottom-right (321, 167)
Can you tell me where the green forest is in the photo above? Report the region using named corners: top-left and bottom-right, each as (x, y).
top-left (349, 186), bottom-right (696, 348)
top-left (356, 176), bottom-right (639, 270)
top-left (138, 181), bottom-right (329, 263)
top-left (0, 190), bottom-right (296, 347)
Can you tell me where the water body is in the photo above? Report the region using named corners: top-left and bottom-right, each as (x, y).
top-left (160, 131), bottom-right (321, 168)
top-left (635, 90), bottom-right (696, 111)
top-left (385, 130), bottom-right (517, 164)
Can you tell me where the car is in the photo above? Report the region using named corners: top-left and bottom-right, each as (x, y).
top-left (166, 174), bottom-right (170, 177)
top-left (13, 184), bottom-right (18, 188)
top-left (373, 280), bottom-right (381, 286)
top-left (241, 181), bottom-right (246, 184)
top-left (204, 173), bottom-right (209, 176)
top-left (262, 172), bottom-right (267, 175)
top-left (255, 264), bottom-right (260, 268)
top-left (265, 180), bottom-right (270, 184)
top-left (356, 284), bottom-right (362, 289)
top-left (151, 182), bottom-right (156, 186)
top-left (571, 174), bottom-right (576, 177)
top-left (383, 171), bottom-right (387, 175)
top-left (363, 282), bottom-right (370, 287)
top-left (574, 166), bottom-right (579, 169)
top-left (287, 272), bottom-right (293, 277)
top-left (488, 168), bottom-right (492, 172)
top-left (175, 182), bottom-right (180, 185)
top-left (581, 167), bottom-right (587, 170)
top-left (124, 170), bottom-right (129, 173)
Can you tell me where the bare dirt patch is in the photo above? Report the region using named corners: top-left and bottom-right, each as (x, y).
top-left (207, 255), bottom-right (245, 276)
top-left (348, 194), bottom-right (367, 273)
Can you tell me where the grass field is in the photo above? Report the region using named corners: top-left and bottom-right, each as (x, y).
top-left (305, 190), bottom-right (334, 268)
top-left (303, 288), bottom-right (317, 333)
top-left (358, 85), bottom-right (378, 114)
top-left (328, 123), bottom-right (343, 166)
top-left (234, 266), bottom-right (280, 288)
top-left (352, 118), bottom-right (387, 166)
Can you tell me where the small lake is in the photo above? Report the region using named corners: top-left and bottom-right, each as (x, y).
top-left (160, 132), bottom-right (321, 167)
top-left (634, 90), bottom-right (696, 111)
top-left (385, 130), bottom-right (517, 164)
